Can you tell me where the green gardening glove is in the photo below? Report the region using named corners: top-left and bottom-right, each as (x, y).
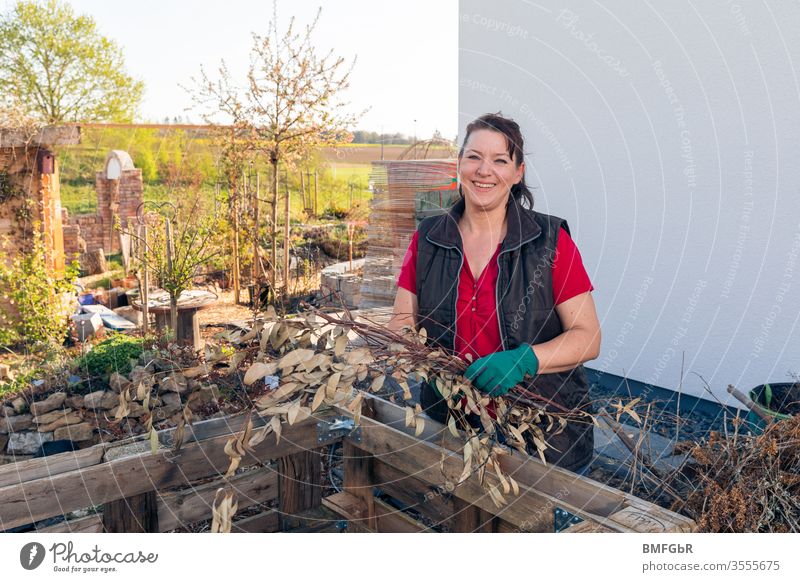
top-left (464, 344), bottom-right (539, 397)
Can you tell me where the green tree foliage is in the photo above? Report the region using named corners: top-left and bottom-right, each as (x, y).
top-left (134, 148), bottom-right (158, 182)
top-left (0, 0), bottom-right (144, 123)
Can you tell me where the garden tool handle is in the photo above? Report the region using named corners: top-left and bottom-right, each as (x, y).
top-left (727, 384), bottom-right (771, 423)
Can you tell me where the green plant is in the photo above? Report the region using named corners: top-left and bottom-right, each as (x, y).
top-left (0, 229), bottom-right (77, 348)
top-left (75, 333), bottom-right (145, 379)
top-left (124, 194), bottom-right (221, 331)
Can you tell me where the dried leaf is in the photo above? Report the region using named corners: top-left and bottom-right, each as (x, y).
top-left (149, 426), bottom-right (158, 455)
top-left (172, 417), bottom-right (185, 453)
top-left (270, 323), bottom-right (290, 349)
top-left (404, 406), bottom-right (415, 428)
top-left (244, 362), bottom-right (278, 386)
top-left (370, 375), bottom-right (385, 392)
top-left (311, 385), bottom-right (327, 412)
top-left (248, 425), bottom-right (272, 448)
top-left (414, 416), bottom-right (425, 437)
top-left (326, 372), bottom-right (341, 399)
top-left (334, 333), bottom-right (348, 356)
top-left (278, 348), bottom-right (315, 369)
top-left (287, 401), bottom-right (301, 425)
top-left (343, 348), bottom-right (372, 366)
top-left (270, 415), bottom-right (282, 444)
top-left (463, 439), bottom-right (473, 464)
top-left (447, 415), bottom-right (459, 438)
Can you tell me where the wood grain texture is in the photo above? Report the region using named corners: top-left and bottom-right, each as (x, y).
top-left (102, 491), bottom-right (158, 533)
top-left (0, 414), bottom-right (331, 530)
top-left (157, 465), bottom-right (279, 531)
top-left (0, 446), bottom-right (104, 488)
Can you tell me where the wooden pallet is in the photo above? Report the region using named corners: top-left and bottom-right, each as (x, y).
top-left (0, 395), bottom-right (695, 533)
top-left (322, 395), bottom-right (696, 533)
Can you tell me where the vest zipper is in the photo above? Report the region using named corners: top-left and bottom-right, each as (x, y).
top-left (495, 232), bottom-right (541, 351)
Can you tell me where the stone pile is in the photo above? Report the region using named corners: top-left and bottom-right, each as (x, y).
top-left (1, 366), bottom-right (222, 461)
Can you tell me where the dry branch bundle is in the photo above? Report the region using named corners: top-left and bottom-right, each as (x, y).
top-left (217, 307), bottom-right (596, 510)
top-left (675, 414), bottom-right (800, 532)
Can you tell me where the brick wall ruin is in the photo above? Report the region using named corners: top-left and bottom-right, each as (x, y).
top-left (63, 150), bottom-right (143, 262)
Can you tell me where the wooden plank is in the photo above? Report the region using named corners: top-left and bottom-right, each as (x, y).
top-left (277, 450), bottom-right (323, 530)
top-left (607, 505), bottom-right (696, 533)
top-left (102, 491), bottom-right (158, 533)
top-left (562, 520), bottom-right (617, 533)
top-left (324, 492), bottom-right (428, 533)
top-left (0, 446), bottom-right (105, 488)
top-left (342, 442), bottom-right (377, 531)
top-left (157, 465), bottom-right (279, 531)
top-left (365, 396), bottom-right (632, 517)
top-left (231, 510), bottom-right (280, 533)
top-left (101, 410), bottom-right (270, 461)
top-left (338, 406), bottom-right (626, 532)
top-left (373, 459), bottom-right (457, 530)
top-left (322, 491), bottom-right (372, 532)
top-left (374, 498), bottom-right (427, 533)
top-left (36, 514), bottom-right (103, 533)
top-left (452, 498), bottom-right (497, 533)
top-left (0, 414), bottom-right (334, 530)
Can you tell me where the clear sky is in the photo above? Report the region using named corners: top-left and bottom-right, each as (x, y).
top-left (1, 0), bottom-right (458, 139)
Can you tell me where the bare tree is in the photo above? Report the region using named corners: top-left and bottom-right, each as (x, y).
top-left (192, 3), bottom-right (361, 300)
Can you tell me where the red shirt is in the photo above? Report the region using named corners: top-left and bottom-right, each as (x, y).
top-left (397, 227), bottom-right (593, 361)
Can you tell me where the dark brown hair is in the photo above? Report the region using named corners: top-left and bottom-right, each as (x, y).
top-left (458, 112), bottom-right (534, 208)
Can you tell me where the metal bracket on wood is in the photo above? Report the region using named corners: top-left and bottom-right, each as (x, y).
top-left (554, 507), bottom-right (583, 532)
top-left (317, 417), bottom-right (361, 445)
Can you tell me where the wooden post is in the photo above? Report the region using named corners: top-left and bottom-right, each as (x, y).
top-left (300, 171), bottom-right (306, 212)
top-left (140, 224), bottom-right (149, 335)
top-left (102, 492), bottom-right (159, 533)
top-left (347, 222), bottom-right (354, 272)
top-left (452, 498), bottom-right (497, 533)
top-left (313, 170), bottom-right (318, 216)
top-left (277, 450), bottom-right (322, 530)
top-left (253, 172), bottom-right (260, 284)
top-left (343, 442), bottom-right (377, 531)
top-left (283, 171), bottom-right (290, 293)
top-left (270, 161), bottom-right (279, 294)
top-left (342, 397), bottom-right (376, 531)
top-left (230, 128), bottom-right (241, 304)
top-left (165, 217), bottom-right (178, 334)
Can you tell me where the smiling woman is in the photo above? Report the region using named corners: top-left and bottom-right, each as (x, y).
top-left (388, 112), bottom-right (601, 473)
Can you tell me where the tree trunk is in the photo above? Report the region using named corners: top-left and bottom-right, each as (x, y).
top-left (283, 171), bottom-right (290, 293)
top-left (271, 159), bottom-right (279, 294)
top-left (232, 182), bottom-right (241, 304)
top-left (253, 172), bottom-right (261, 283)
top-left (169, 293), bottom-right (178, 338)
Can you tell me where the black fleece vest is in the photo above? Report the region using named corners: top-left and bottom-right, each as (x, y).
top-left (415, 196), bottom-right (594, 470)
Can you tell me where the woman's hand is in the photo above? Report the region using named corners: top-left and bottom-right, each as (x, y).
top-left (465, 344), bottom-right (539, 397)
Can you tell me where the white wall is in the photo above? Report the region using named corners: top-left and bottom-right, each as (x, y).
top-left (459, 0), bottom-right (800, 405)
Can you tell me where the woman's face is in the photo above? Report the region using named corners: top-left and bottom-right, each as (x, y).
top-left (458, 128), bottom-right (525, 213)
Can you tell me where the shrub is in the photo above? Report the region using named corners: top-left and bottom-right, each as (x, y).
top-left (75, 333), bottom-right (145, 379)
top-left (0, 229), bottom-right (78, 349)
